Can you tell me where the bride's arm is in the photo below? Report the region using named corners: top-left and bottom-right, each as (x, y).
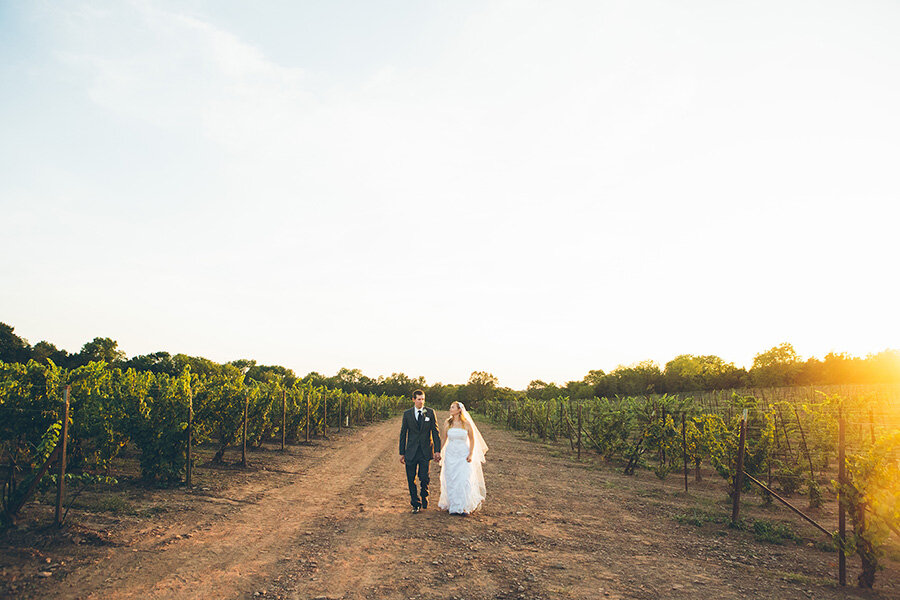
top-left (439, 423), bottom-right (447, 451)
top-left (466, 422), bottom-right (475, 462)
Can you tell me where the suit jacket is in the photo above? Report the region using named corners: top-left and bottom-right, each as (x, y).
top-left (399, 406), bottom-right (441, 461)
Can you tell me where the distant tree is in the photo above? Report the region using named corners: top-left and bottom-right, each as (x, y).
top-left (410, 374), bottom-right (427, 393)
top-left (565, 380), bottom-right (594, 399)
top-left (373, 372), bottom-right (426, 398)
top-left (229, 362), bottom-right (300, 386)
top-left (611, 360), bottom-right (663, 395)
top-left (302, 371), bottom-right (327, 386)
top-left (582, 369), bottom-right (618, 398)
top-left (377, 372), bottom-right (413, 397)
top-left (526, 380), bottom-right (549, 399)
top-left (228, 358), bottom-right (257, 371)
top-left (864, 349), bottom-right (900, 383)
top-left (425, 382), bottom-right (462, 409)
top-left (663, 355), bottom-right (702, 392)
top-left (75, 336), bottom-right (126, 366)
top-left (467, 371), bottom-right (498, 410)
top-left (822, 352), bottom-right (863, 385)
top-left (29, 340), bottom-right (54, 364)
top-left (540, 382), bottom-right (563, 401)
top-left (123, 351), bottom-right (176, 375)
top-left (798, 352), bottom-right (861, 385)
top-left (709, 363), bottom-right (748, 390)
top-left (750, 343), bottom-right (802, 387)
top-left (582, 369), bottom-right (606, 385)
top-left (31, 340), bottom-right (70, 366)
top-left (172, 354), bottom-right (220, 377)
top-left (494, 386), bottom-right (525, 405)
top-left (664, 354), bottom-right (747, 391)
top-left (0, 322), bottom-right (31, 363)
top-left (336, 367), bottom-right (365, 392)
top-left (249, 364), bottom-right (298, 387)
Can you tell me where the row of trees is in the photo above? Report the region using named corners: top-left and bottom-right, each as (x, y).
top-left (528, 344), bottom-right (900, 401)
top-left (3, 323), bottom-right (898, 404)
top-left (0, 323), bottom-right (426, 398)
top-left (0, 323), bottom-right (512, 409)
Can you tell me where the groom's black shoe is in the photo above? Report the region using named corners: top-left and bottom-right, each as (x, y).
top-left (412, 506), bottom-right (420, 513)
top-left (421, 498), bottom-right (428, 509)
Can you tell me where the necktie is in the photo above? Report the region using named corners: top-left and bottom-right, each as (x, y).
top-left (417, 410), bottom-right (424, 428)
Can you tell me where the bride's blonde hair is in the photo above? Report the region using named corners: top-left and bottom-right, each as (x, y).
top-left (445, 401), bottom-right (469, 428)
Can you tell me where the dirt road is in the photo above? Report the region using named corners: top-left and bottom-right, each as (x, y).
top-left (3, 414), bottom-right (897, 599)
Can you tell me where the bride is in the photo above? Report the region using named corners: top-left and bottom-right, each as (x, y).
top-left (438, 401), bottom-right (488, 515)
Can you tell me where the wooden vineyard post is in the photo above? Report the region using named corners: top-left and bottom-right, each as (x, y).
top-left (322, 391), bottom-right (328, 439)
top-left (576, 403), bottom-right (582, 460)
top-left (557, 398), bottom-right (563, 439)
top-left (838, 408), bottom-right (847, 586)
top-left (768, 414), bottom-right (775, 489)
top-left (338, 395), bottom-right (342, 433)
top-left (281, 389), bottom-right (286, 451)
top-left (55, 385), bottom-right (70, 527)
top-left (186, 386), bottom-right (193, 486)
top-left (242, 395), bottom-right (248, 468)
top-left (305, 390), bottom-right (310, 443)
top-left (682, 412), bottom-right (688, 493)
top-left (731, 409), bottom-right (747, 526)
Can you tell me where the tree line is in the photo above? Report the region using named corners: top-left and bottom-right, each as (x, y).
top-left (527, 343), bottom-right (900, 402)
top-left (2, 323), bottom-right (897, 406)
top-left (0, 323), bottom-right (500, 407)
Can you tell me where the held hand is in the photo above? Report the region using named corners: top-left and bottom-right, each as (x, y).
top-left (434, 452), bottom-right (441, 462)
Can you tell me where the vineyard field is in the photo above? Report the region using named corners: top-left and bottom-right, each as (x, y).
top-left (2, 414), bottom-right (898, 599)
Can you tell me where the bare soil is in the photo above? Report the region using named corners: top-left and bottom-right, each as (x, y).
top-left (2, 413), bottom-right (897, 600)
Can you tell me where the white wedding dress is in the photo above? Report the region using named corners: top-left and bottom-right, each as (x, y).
top-left (438, 427), bottom-right (486, 514)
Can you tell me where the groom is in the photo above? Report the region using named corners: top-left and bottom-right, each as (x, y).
top-left (399, 389), bottom-right (441, 513)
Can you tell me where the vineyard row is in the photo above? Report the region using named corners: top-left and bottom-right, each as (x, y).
top-left (475, 389), bottom-right (899, 589)
top-left (0, 359), bottom-right (406, 527)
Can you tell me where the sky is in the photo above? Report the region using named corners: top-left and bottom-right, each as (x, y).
top-left (2, 0), bottom-right (899, 389)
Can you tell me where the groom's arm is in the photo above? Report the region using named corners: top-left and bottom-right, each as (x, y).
top-left (430, 410), bottom-right (441, 453)
top-left (399, 412), bottom-right (408, 459)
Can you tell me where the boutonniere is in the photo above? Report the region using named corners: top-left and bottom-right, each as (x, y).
top-left (424, 416), bottom-right (430, 421)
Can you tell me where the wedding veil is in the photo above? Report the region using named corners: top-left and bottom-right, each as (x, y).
top-left (457, 402), bottom-right (489, 463)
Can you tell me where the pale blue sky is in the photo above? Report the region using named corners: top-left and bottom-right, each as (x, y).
top-left (2, 1), bottom-right (899, 388)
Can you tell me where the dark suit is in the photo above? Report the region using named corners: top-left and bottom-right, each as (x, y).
top-left (399, 406), bottom-right (441, 508)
